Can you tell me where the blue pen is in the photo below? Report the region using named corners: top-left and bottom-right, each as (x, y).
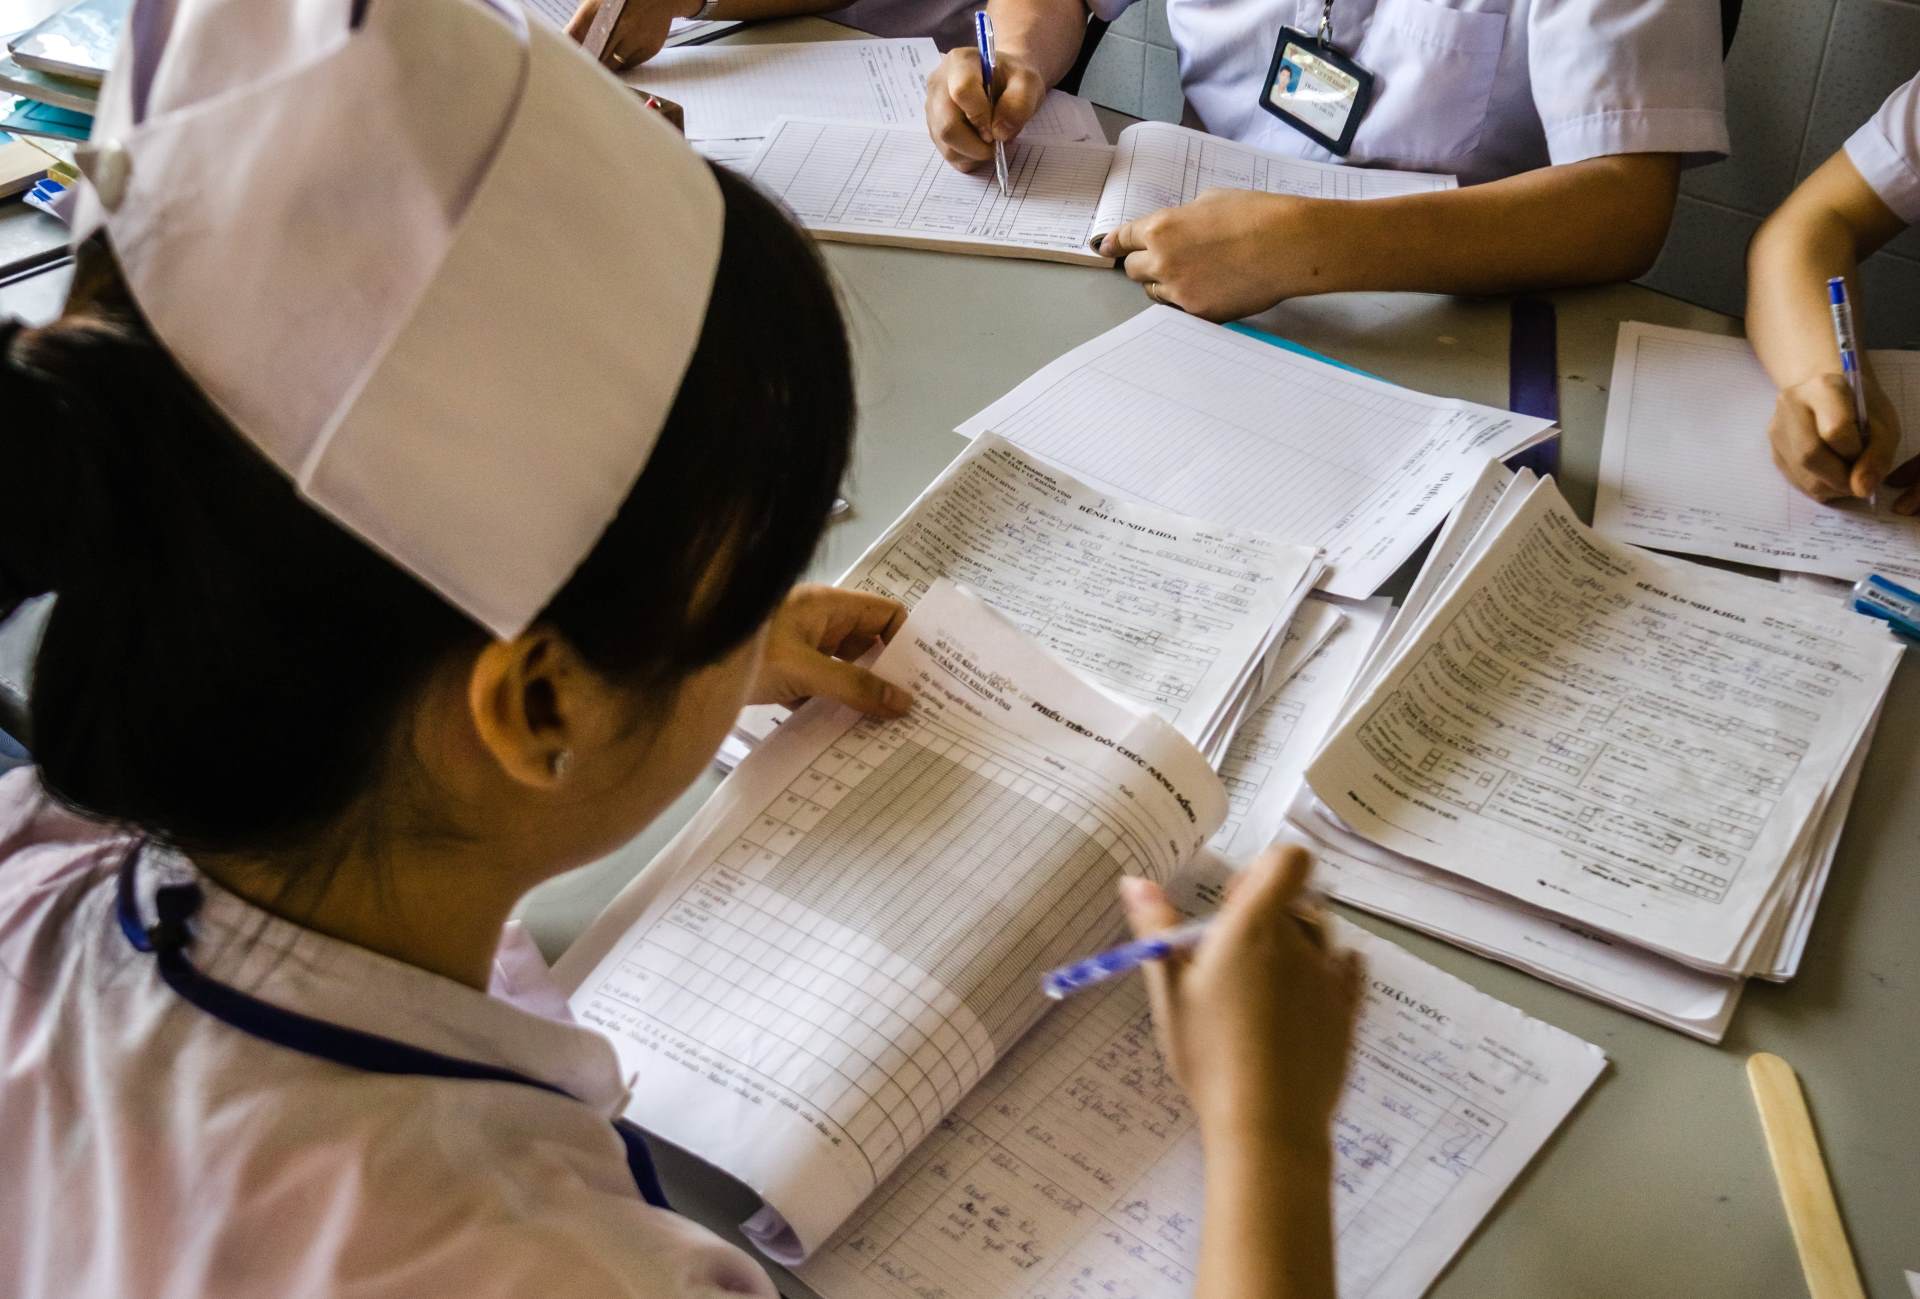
top-left (975, 12), bottom-right (1010, 198)
top-left (1828, 277), bottom-right (1876, 505)
top-left (1850, 572), bottom-right (1920, 645)
top-left (1041, 918), bottom-right (1211, 999)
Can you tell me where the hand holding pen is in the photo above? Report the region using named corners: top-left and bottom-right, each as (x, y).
top-left (975, 13), bottom-right (1011, 196)
top-left (1052, 845), bottom-right (1363, 1142)
top-left (924, 27), bottom-right (1047, 174)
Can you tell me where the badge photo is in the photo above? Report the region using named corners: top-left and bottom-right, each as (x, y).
top-left (1259, 27), bottom-right (1374, 156)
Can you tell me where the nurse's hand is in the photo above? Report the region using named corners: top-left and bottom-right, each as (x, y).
top-left (1119, 843), bottom-right (1361, 1145)
top-left (752, 585), bottom-right (914, 716)
top-left (926, 47), bottom-right (1048, 171)
top-left (1766, 372), bottom-right (1903, 506)
top-left (568, 0), bottom-right (684, 70)
top-left (1099, 189), bottom-right (1321, 323)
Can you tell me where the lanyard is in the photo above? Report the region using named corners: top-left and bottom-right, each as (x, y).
top-left (113, 845), bottom-right (670, 1210)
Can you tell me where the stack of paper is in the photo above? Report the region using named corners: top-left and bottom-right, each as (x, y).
top-left (1283, 464), bottom-right (1900, 1040)
top-left (0, 0), bottom-right (123, 147)
top-left (718, 433), bottom-right (1322, 772)
top-left (558, 580), bottom-right (1607, 1299)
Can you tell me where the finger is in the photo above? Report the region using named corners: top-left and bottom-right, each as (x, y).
top-left (1100, 219), bottom-right (1146, 259)
top-left (567, 0), bottom-right (598, 39)
top-left (1805, 381), bottom-right (1864, 461)
top-left (1120, 249), bottom-right (1163, 286)
top-left (942, 58), bottom-right (997, 148)
top-left (928, 88), bottom-right (994, 166)
top-left (1120, 877), bottom-right (1184, 1047)
top-left (989, 67), bottom-right (1047, 142)
top-left (1770, 406), bottom-right (1853, 501)
top-left (1853, 417), bottom-right (1900, 498)
top-left (793, 654), bottom-right (913, 717)
top-left (1897, 482), bottom-right (1920, 517)
top-left (817, 589), bottom-right (910, 653)
top-left (1226, 843), bottom-right (1314, 931)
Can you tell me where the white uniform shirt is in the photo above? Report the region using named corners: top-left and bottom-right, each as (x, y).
top-left (1087, 0), bottom-right (1730, 184)
top-left (1845, 70), bottom-right (1920, 226)
top-left (0, 769), bottom-right (776, 1299)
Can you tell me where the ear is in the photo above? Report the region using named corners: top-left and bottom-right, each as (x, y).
top-left (465, 632), bottom-right (578, 789)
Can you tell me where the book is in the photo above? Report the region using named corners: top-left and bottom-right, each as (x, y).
top-left (0, 39), bottom-right (96, 113)
top-left (0, 131), bottom-right (46, 198)
top-left (6, 0), bottom-right (126, 83)
top-left (742, 116), bottom-right (1455, 266)
top-left (553, 580), bottom-right (1607, 1296)
top-left (0, 95), bottom-right (89, 142)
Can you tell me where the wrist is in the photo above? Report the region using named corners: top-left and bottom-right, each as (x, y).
top-left (1196, 1090), bottom-right (1334, 1164)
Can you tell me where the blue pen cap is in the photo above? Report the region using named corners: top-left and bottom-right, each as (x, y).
top-left (1828, 276), bottom-right (1847, 306)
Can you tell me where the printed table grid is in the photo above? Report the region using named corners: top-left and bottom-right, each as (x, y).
top-left (599, 710), bottom-right (1159, 1180)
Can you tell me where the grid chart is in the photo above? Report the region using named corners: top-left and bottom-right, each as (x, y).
top-left (991, 322), bottom-right (1479, 558)
top-left (810, 979), bottom-right (1509, 1299)
top-left (599, 713), bottom-right (1157, 1180)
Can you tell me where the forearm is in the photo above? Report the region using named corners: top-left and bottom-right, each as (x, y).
top-left (1746, 209), bottom-right (1864, 392)
top-left (1195, 1130), bottom-right (1337, 1299)
top-left (988, 0), bottom-right (1087, 86)
top-left (1286, 154), bottom-right (1679, 298)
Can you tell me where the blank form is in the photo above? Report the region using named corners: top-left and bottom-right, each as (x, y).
top-left (958, 308), bottom-right (1556, 597)
top-left (794, 920), bottom-right (1604, 1299)
top-left (561, 583), bottom-right (1225, 1260)
top-left (1594, 322), bottom-right (1920, 583)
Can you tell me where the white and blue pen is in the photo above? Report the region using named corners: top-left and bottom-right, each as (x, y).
top-left (1828, 277), bottom-right (1876, 504)
top-left (1041, 918), bottom-right (1211, 1000)
top-left (1850, 572), bottom-right (1920, 644)
top-left (975, 12), bottom-right (1010, 197)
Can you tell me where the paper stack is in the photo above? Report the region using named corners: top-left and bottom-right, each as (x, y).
top-left (0, 0), bottom-right (122, 146)
top-left (1282, 463), bottom-right (1900, 1041)
top-left (719, 433), bottom-right (1323, 771)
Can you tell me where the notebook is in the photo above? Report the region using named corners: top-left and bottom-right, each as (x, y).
top-left (744, 117), bottom-right (1455, 266)
top-left (554, 580), bottom-right (1607, 1298)
top-left (5, 0), bottom-right (125, 83)
top-left (0, 95), bottom-right (88, 142)
top-left (0, 38), bottom-right (96, 113)
top-left (0, 131), bottom-right (46, 197)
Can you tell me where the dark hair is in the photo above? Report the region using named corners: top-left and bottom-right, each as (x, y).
top-left (0, 165), bottom-right (852, 856)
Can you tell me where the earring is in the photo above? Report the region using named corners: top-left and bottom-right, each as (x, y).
top-left (548, 749), bottom-right (573, 780)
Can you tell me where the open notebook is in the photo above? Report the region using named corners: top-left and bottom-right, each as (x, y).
top-left (744, 117), bottom-right (1455, 265)
top-left (555, 581), bottom-right (1606, 1297)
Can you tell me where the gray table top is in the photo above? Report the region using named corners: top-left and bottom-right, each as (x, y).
top-left (1, 19), bottom-right (1911, 1294)
top-left (532, 19), bottom-right (1920, 1297)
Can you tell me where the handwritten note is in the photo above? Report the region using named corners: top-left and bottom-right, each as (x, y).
top-left (795, 919), bottom-right (1604, 1299)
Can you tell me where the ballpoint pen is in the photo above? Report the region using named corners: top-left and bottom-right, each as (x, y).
top-left (1827, 277), bottom-right (1876, 507)
top-left (975, 12), bottom-right (1010, 198)
top-left (1041, 918), bottom-right (1211, 999)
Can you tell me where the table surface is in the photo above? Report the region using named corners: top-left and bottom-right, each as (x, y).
top-left (5, 17), bottom-right (1915, 1296)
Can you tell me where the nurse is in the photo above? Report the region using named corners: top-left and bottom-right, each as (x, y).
top-left (926, 0), bottom-right (1730, 320)
top-left (0, 2), bottom-right (1363, 1295)
top-left (1746, 69), bottom-right (1920, 514)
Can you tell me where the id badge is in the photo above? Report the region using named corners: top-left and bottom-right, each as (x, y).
top-left (1259, 28), bottom-right (1374, 156)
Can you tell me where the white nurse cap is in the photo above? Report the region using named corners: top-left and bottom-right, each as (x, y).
top-left (71, 0), bottom-right (724, 638)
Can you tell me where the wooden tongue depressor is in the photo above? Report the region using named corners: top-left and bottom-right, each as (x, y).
top-left (1746, 1053), bottom-right (1867, 1299)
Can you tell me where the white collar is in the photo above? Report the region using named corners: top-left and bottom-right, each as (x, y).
top-left (127, 846), bottom-right (628, 1115)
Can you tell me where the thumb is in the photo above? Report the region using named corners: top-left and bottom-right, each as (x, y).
top-left (991, 66), bottom-right (1047, 141)
top-left (798, 654), bottom-right (913, 717)
top-left (1121, 876), bottom-right (1181, 939)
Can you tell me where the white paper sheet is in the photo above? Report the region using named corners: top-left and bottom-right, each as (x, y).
top-left (840, 433), bottom-right (1316, 746)
top-left (1211, 598), bottom-right (1388, 860)
top-left (1305, 480), bottom-right (1902, 972)
top-left (746, 119), bottom-right (1119, 263)
top-left (1593, 322), bottom-right (1920, 583)
top-left (558, 582), bottom-right (1225, 1260)
top-left (793, 919), bottom-right (1604, 1299)
top-left (957, 308), bottom-right (1557, 598)
top-left (1089, 120), bottom-right (1455, 239)
top-left (627, 40), bottom-right (941, 140)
